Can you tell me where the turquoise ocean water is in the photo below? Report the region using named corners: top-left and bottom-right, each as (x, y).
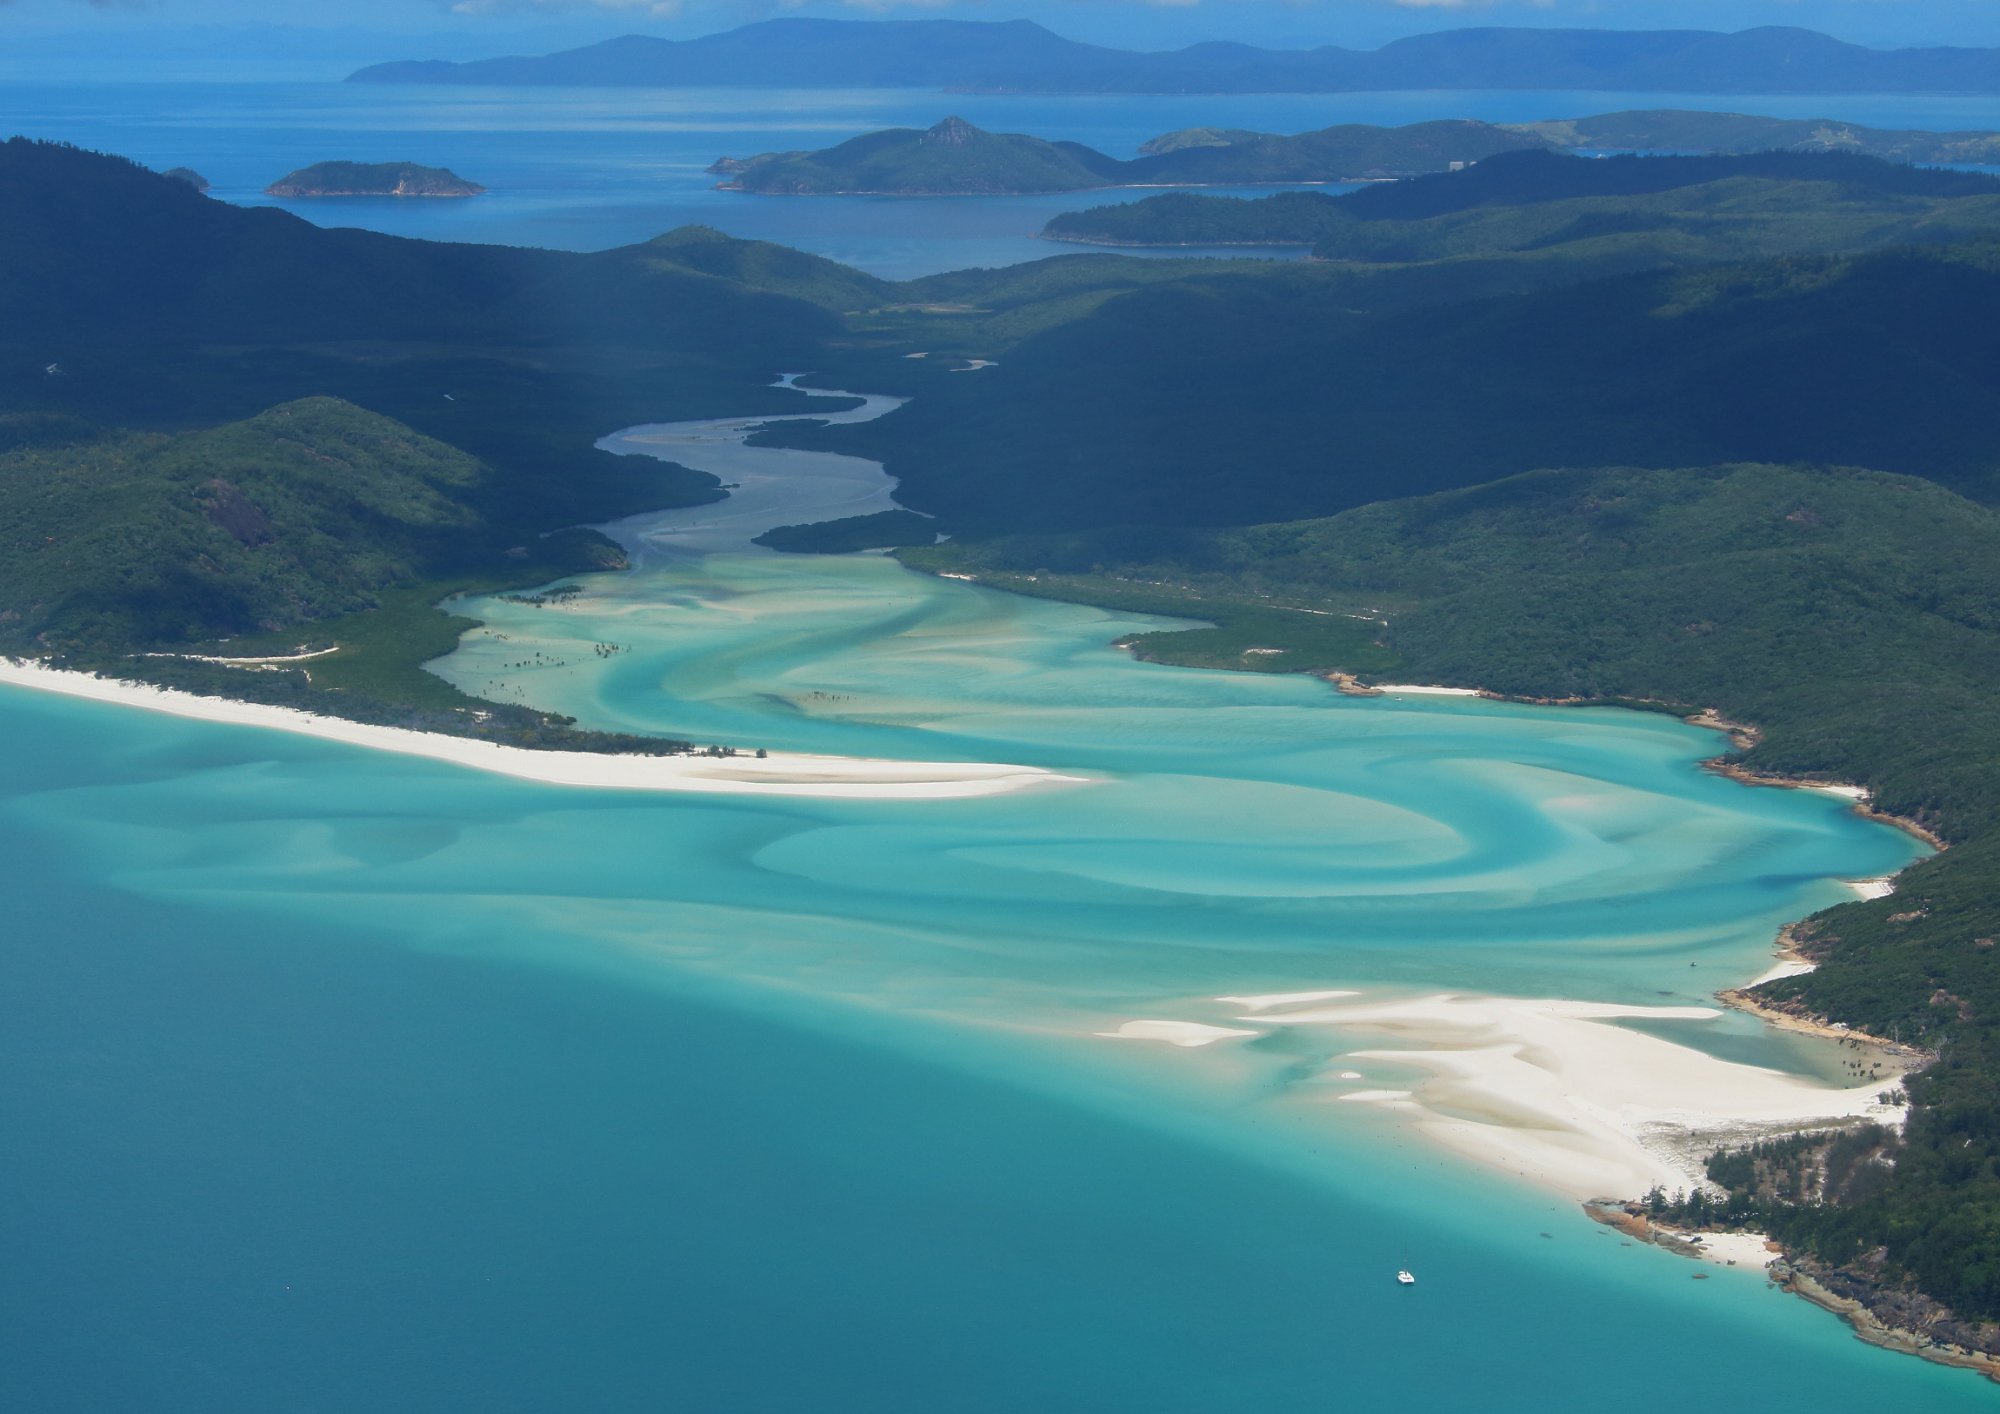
top-left (2, 387), bottom-right (1991, 1409)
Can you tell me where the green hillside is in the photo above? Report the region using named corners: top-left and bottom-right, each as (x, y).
top-left (720, 108), bottom-right (2000, 200)
top-left (0, 397), bottom-right (488, 654)
top-left (0, 139), bottom-right (844, 355)
top-left (1515, 108), bottom-right (2000, 165)
top-left (1044, 150), bottom-right (2000, 252)
top-left (798, 236), bottom-right (2000, 534)
top-left (715, 116), bottom-right (1119, 195)
top-left (718, 115), bottom-right (1548, 195)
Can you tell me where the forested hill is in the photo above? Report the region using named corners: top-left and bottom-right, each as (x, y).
top-left (1519, 109), bottom-right (2000, 166)
top-left (715, 116), bottom-right (1547, 195)
top-left (1041, 150), bottom-right (2000, 252)
top-left (0, 139), bottom-right (851, 356)
top-left (722, 110), bottom-right (2000, 199)
top-left (349, 19), bottom-right (2000, 95)
top-left (1127, 107), bottom-right (2000, 182)
top-left (0, 398), bottom-right (488, 654)
top-left (800, 237), bottom-right (2000, 534)
top-left (714, 117), bottom-right (1124, 197)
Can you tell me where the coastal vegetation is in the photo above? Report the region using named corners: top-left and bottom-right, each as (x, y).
top-left (0, 397), bottom-right (487, 655)
top-left (1042, 150), bottom-right (2000, 252)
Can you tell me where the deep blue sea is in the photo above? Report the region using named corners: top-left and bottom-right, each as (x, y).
top-left (3, 79), bottom-right (1999, 1411)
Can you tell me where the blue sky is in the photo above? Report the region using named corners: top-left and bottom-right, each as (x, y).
top-left (2, 0), bottom-right (1994, 57)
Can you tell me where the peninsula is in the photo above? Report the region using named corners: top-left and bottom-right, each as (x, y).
top-left (1039, 149), bottom-right (2000, 252)
top-left (720, 110), bottom-right (2000, 198)
top-left (264, 161), bottom-right (485, 198)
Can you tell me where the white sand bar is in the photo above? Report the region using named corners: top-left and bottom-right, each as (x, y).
top-left (1219, 989), bottom-right (1361, 1010)
top-left (1096, 1020), bottom-right (1260, 1047)
top-left (1244, 991), bottom-right (1907, 1200)
top-left (0, 660), bottom-right (1079, 800)
top-left (1369, 684), bottom-right (1484, 696)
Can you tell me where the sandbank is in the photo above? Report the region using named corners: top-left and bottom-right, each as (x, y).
top-left (1231, 990), bottom-right (1907, 1201)
top-left (0, 659), bottom-right (1078, 800)
top-left (1368, 684), bottom-right (1485, 697)
top-left (1219, 988), bottom-right (1360, 1010)
top-left (1095, 1019), bottom-right (1259, 1047)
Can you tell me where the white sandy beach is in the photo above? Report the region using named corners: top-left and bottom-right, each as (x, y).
top-left (1096, 985), bottom-right (1907, 1205)
top-left (1238, 990), bottom-right (1907, 1201)
top-left (0, 659), bottom-right (1078, 800)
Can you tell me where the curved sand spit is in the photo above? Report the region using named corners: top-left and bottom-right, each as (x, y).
top-left (0, 660), bottom-right (1077, 800)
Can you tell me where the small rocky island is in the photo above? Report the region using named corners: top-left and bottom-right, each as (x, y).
top-left (264, 161), bottom-right (485, 198)
top-left (161, 167), bottom-right (210, 192)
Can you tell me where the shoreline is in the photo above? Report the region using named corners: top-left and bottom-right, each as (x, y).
top-left (1702, 757), bottom-right (1949, 852)
top-left (0, 659), bottom-right (1078, 801)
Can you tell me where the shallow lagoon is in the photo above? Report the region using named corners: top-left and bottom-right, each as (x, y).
top-left (7, 387), bottom-right (1988, 1408)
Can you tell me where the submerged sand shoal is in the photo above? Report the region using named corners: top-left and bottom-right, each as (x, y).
top-left (0, 660), bottom-right (1078, 800)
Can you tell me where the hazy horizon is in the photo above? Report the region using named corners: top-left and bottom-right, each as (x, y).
top-left (1, 0), bottom-right (1995, 79)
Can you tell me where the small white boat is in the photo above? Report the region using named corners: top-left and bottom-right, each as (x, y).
top-left (1396, 1269), bottom-right (1416, 1285)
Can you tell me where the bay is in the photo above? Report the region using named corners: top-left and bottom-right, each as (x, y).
top-left (1, 389), bottom-right (1989, 1408)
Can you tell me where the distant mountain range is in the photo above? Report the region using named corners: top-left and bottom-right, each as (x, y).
top-left (714, 111), bottom-right (2000, 197)
top-left (349, 19), bottom-right (2000, 95)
